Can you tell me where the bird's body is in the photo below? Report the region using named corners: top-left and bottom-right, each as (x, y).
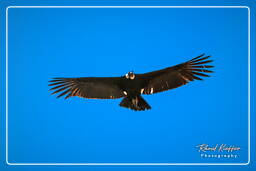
top-left (118, 76), bottom-right (151, 110)
top-left (120, 77), bottom-right (146, 95)
top-left (49, 54), bottom-right (214, 111)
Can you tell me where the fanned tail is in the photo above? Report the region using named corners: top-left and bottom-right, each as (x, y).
top-left (119, 96), bottom-right (151, 111)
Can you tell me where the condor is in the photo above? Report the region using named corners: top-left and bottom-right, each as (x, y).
top-left (49, 54), bottom-right (213, 111)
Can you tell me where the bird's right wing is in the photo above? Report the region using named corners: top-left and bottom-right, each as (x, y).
top-left (48, 77), bottom-right (125, 99)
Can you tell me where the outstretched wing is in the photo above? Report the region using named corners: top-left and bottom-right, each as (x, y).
top-left (137, 54), bottom-right (214, 95)
top-left (48, 77), bottom-right (125, 99)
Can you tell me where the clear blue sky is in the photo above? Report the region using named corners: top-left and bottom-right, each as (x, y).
top-left (1, 0), bottom-right (255, 171)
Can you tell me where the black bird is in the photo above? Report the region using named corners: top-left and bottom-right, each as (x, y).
top-left (49, 54), bottom-right (213, 111)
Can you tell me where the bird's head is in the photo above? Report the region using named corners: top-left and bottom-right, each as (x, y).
top-left (125, 71), bottom-right (135, 80)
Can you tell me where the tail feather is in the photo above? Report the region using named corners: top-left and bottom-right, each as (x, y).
top-left (119, 96), bottom-right (151, 111)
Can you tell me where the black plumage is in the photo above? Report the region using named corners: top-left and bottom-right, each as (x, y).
top-left (49, 54), bottom-right (213, 111)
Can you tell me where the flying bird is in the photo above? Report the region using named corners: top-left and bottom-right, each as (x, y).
top-left (49, 54), bottom-right (213, 111)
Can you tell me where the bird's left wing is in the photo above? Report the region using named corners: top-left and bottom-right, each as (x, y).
top-left (48, 77), bottom-right (125, 99)
top-left (137, 54), bottom-right (214, 95)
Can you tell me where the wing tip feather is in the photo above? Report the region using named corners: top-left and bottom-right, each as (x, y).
top-left (185, 54), bottom-right (214, 80)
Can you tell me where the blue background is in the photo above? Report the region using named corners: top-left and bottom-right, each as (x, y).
top-left (1, 0), bottom-right (256, 171)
